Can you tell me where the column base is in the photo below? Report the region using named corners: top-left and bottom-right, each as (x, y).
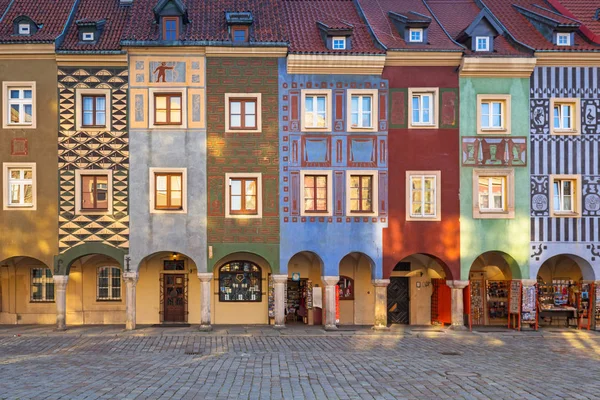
top-left (372, 325), bottom-right (390, 331)
top-left (447, 324), bottom-right (468, 331)
top-left (54, 326), bottom-right (67, 332)
top-left (324, 324), bottom-right (338, 331)
top-left (273, 324), bottom-right (286, 330)
top-left (199, 324), bottom-right (212, 332)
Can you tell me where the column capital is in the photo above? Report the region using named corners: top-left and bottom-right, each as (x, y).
top-left (53, 275), bottom-right (69, 289)
top-left (123, 271), bottom-right (139, 282)
top-left (521, 279), bottom-right (537, 286)
top-left (272, 274), bottom-right (288, 284)
top-left (594, 280), bottom-right (600, 286)
top-left (446, 280), bottom-right (469, 290)
top-left (197, 272), bottom-right (213, 282)
top-left (372, 279), bottom-right (390, 287)
top-left (322, 276), bottom-right (340, 286)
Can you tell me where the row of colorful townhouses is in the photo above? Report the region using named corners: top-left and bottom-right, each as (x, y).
top-left (1, 0), bottom-right (600, 331)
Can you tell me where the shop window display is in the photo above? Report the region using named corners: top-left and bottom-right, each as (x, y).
top-left (219, 261), bottom-right (261, 302)
top-left (337, 276), bottom-right (354, 300)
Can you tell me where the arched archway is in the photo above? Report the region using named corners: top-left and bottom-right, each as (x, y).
top-left (55, 243), bottom-right (126, 275)
top-left (212, 252), bottom-right (272, 325)
top-left (136, 250), bottom-right (199, 325)
top-left (536, 254), bottom-right (595, 329)
top-left (388, 253), bottom-right (453, 326)
top-left (468, 251), bottom-right (520, 326)
top-left (338, 252), bottom-right (375, 325)
top-left (284, 251), bottom-right (325, 326)
top-left (0, 256), bottom-right (55, 325)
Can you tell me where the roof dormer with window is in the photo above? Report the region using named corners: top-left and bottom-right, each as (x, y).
top-left (316, 21), bottom-right (353, 51)
top-left (513, 4), bottom-right (580, 47)
top-left (455, 9), bottom-right (504, 53)
top-left (76, 19), bottom-right (106, 44)
top-left (226, 12), bottom-right (253, 43)
top-left (388, 11), bottom-right (431, 44)
top-left (13, 16), bottom-right (40, 36)
top-left (153, 0), bottom-right (189, 41)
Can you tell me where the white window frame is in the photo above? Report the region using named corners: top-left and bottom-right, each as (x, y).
top-left (224, 93), bottom-right (262, 133)
top-left (3, 82), bottom-right (36, 129)
top-left (300, 170), bottom-right (333, 217)
top-left (18, 23), bottom-right (30, 35)
top-left (225, 172), bottom-right (263, 219)
top-left (409, 28), bottom-right (423, 43)
top-left (30, 267), bottom-right (54, 302)
top-left (75, 88), bottom-right (112, 131)
top-left (3, 162), bottom-right (36, 210)
top-left (472, 169), bottom-right (515, 219)
top-left (556, 33), bottom-right (571, 46)
top-left (332, 36), bottom-right (346, 50)
top-left (475, 36), bottom-right (490, 51)
top-left (148, 88), bottom-right (187, 129)
top-left (345, 170), bottom-right (378, 217)
top-left (550, 98), bottom-right (580, 135)
top-left (477, 94), bottom-right (511, 134)
top-left (74, 169), bottom-right (113, 215)
top-left (149, 167), bottom-right (187, 214)
top-left (96, 266), bottom-right (122, 301)
top-left (408, 88), bottom-right (438, 129)
top-left (301, 89), bottom-right (332, 132)
top-left (550, 174), bottom-right (581, 217)
top-left (347, 89), bottom-right (378, 132)
top-left (82, 32), bottom-right (95, 41)
top-left (406, 171), bottom-right (441, 221)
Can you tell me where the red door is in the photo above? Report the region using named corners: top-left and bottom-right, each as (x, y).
top-left (431, 279), bottom-right (452, 325)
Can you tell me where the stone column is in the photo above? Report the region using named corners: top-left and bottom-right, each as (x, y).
top-left (197, 273), bottom-right (213, 331)
top-left (372, 279), bottom-right (390, 330)
top-left (446, 280), bottom-right (470, 330)
top-left (54, 275), bottom-right (69, 331)
top-left (123, 272), bottom-right (139, 331)
top-left (272, 275), bottom-right (288, 329)
top-left (322, 276), bottom-right (339, 330)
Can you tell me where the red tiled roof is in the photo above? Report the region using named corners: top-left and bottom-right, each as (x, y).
top-left (282, 0), bottom-right (382, 54)
top-left (356, 0), bottom-right (462, 51)
top-left (482, 0), bottom-right (599, 51)
top-left (60, 0), bottom-right (130, 52)
top-left (0, 0), bottom-right (76, 43)
top-left (514, 4), bottom-right (579, 26)
top-left (427, 0), bottom-right (527, 56)
top-left (121, 0), bottom-right (286, 44)
top-left (547, 0), bottom-right (600, 44)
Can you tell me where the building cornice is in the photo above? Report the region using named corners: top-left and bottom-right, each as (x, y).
top-left (0, 43), bottom-right (55, 59)
top-left (535, 52), bottom-right (600, 66)
top-left (385, 51), bottom-right (463, 67)
top-left (459, 57), bottom-right (536, 78)
top-left (287, 54), bottom-right (385, 75)
top-left (56, 53), bottom-right (127, 66)
top-left (205, 46), bottom-right (287, 57)
top-left (124, 46), bottom-right (207, 55)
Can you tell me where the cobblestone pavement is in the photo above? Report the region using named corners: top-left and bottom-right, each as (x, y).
top-left (1, 325), bottom-right (600, 399)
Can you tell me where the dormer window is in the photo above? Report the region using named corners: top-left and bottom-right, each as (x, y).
top-left (231, 26), bottom-right (249, 42)
top-left (332, 36), bottom-right (346, 49)
top-left (18, 23), bottom-right (30, 35)
top-left (476, 36), bottom-right (490, 52)
top-left (163, 17), bottom-right (179, 40)
top-left (409, 28), bottom-right (423, 43)
top-left (76, 19), bottom-right (105, 43)
top-left (556, 32), bottom-right (570, 46)
top-left (82, 32), bottom-right (94, 41)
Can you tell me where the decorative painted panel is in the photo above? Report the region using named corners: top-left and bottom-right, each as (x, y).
top-left (348, 137), bottom-right (377, 167)
top-left (461, 137), bottom-right (527, 167)
top-left (302, 137), bottom-right (331, 167)
top-left (57, 67), bottom-right (129, 252)
top-left (439, 88), bottom-right (458, 129)
top-left (389, 88), bottom-right (407, 129)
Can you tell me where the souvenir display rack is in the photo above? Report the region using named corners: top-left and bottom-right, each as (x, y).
top-left (487, 280), bottom-right (509, 323)
top-left (286, 279), bottom-right (310, 323)
top-left (268, 274), bottom-right (274, 321)
top-left (578, 283), bottom-right (593, 330)
top-left (508, 280), bottom-right (521, 330)
top-left (596, 285), bottom-right (600, 331)
top-left (538, 280), bottom-right (577, 327)
top-left (521, 284), bottom-right (538, 330)
top-left (470, 279), bottom-right (484, 326)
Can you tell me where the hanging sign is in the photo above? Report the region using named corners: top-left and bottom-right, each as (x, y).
top-left (509, 280), bottom-right (521, 314)
top-left (291, 272), bottom-right (300, 282)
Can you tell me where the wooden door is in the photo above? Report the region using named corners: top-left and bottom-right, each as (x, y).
top-left (387, 277), bottom-right (410, 325)
top-left (431, 279), bottom-right (452, 325)
top-left (164, 274), bottom-right (186, 322)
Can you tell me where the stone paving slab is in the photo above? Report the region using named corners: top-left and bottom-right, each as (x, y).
top-left (0, 325), bottom-right (599, 399)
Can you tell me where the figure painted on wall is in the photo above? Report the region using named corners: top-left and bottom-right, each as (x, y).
top-left (153, 62), bottom-right (174, 82)
top-left (485, 144), bottom-right (502, 165)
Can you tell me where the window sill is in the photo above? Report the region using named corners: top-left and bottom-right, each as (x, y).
top-left (478, 128), bottom-right (508, 134)
top-left (409, 123), bottom-right (437, 129)
top-left (551, 130), bottom-right (579, 136)
top-left (96, 299), bottom-right (123, 302)
top-left (226, 214), bottom-right (262, 219)
top-left (5, 204), bottom-right (35, 210)
top-left (77, 210), bottom-right (113, 216)
top-left (551, 212), bottom-right (580, 218)
top-left (406, 215), bottom-right (441, 222)
top-left (348, 211), bottom-right (377, 217)
top-left (473, 209), bottom-right (515, 219)
top-left (301, 127), bottom-right (330, 132)
top-left (225, 128), bottom-right (260, 134)
top-left (29, 301), bottom-right (55, 304)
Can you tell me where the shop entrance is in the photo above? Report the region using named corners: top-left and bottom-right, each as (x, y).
top-left (163, 274), bottom-right (186, 322)
top-left (468, 252), bottom-right (516, 326)
top-left (537, 255), bottom-right (596, 329)
top-left (387, 277), bottom-right (409, 324)
top-left (286, 279), bottom-right (310, 324)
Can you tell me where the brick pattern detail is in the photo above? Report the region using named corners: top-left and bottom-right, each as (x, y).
top-left (207, 58), bottom-right (279, 243)
top-left (57, 67), bottom-right (129, 252)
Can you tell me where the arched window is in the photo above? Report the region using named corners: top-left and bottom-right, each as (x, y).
top-left (219, 261), bottom-right (262, 302)
top-left (337, 276), bottom-right (354, 300)
top-left (97, 266), bottom-right (121, 301)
